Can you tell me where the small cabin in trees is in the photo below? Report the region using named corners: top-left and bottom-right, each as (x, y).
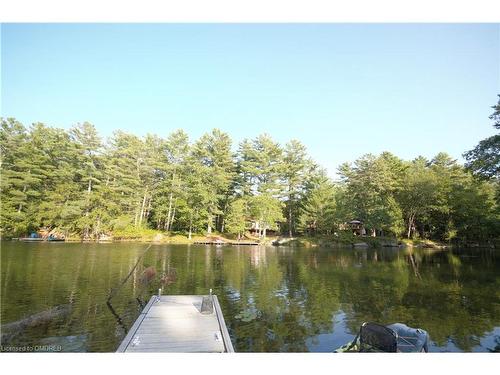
top-left (248, 220), bottom-right (278, 236)
top-left (347, 220), bottom-right (366, 236)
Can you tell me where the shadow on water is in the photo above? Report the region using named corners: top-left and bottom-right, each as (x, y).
top-left (1, 241), bottom-right (499, 352)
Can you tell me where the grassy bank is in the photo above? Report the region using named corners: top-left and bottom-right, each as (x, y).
top-left (278, 233), bottom-right (450, 249)
top-left (63, 227), bottom-right (203, 243)
top-left (66, 227), bottom-right (261, 244)
top-left (399, 238), bottom-right (448, 249)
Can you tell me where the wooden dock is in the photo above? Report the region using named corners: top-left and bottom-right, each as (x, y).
top-left (194, 241), bottom-right (260, 246)
top-left (116, 295), bottom-right (234, 353)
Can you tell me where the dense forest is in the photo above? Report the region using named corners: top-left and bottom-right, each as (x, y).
top-left (1, 98), bottom-right (499, 244)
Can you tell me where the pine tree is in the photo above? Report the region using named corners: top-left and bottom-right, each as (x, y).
top-left (151, 129), bottom-right (190, 231)
top-left (192, 129), bottom-right (235, 233)
top-left (282, 139), bottom-right (311, 237)
top-left (105, 131), bottom-right (144, 231)
top-left (298, 175), bottom-right (336, 235)
top-left (1, 118), bottom-right (34, 235)
top-left (225, 198), bottom-right (248, 239)
top-left (69, 122), bottom-right (103, 237)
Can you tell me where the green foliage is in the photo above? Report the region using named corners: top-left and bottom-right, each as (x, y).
top-left (398, 156), bottom-right (437, 238)
top-left (281, 140), bottom-right (313, 236)
top-left (192, 129), bottom-right (235, 233)
top-left (464, 134), bottom-right (500, 179)
top-left (236, 134), bottom-right (286, 203)
top-left (112, 225), bottom-right (161, 240)
top-left (1, 110), bottom-right (499, 244)
top-left (464, 95), bottom-right (500, 179)
top-left (249, 193), bottom-right (285, 238)
top-left (298, 173), bottom-right (337, 235)
top-left (225, 198), bottom-right (248, 236)
top-left (489, 94), bottom-right (500, 130)
top-left (338, 153), bottom-right (405, 237)
top-left (335, 149), bottom-right (499, 243)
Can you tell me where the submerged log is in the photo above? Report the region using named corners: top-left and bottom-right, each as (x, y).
top-left (1, 304), bottom-right (72, 343)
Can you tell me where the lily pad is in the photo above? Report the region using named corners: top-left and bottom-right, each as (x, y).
top-left (235, 308), bottom-right (259, 322)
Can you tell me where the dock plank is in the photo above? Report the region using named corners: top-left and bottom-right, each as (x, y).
top-left (116, 295), bottom-right (233, 353)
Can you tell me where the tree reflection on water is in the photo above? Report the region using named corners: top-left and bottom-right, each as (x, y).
top-left (1, 242), bottom-right (499, 352)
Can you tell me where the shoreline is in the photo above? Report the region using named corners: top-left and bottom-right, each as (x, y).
top-left (6, 235), bottom-right (498, 249)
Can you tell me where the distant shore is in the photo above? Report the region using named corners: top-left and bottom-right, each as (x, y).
top-left (7, 232), bottom-right (498, 249)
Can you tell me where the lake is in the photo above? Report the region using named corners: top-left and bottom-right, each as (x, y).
top-left (1, 242), bottom-right (499, 352)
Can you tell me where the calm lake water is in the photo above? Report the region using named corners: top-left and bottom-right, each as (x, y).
top-left (1, 242), bottom-right (499, 352)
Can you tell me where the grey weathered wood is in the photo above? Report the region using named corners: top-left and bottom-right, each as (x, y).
top-left (213, 295), bottom-right (235, 352)
top-left (193, 241), bottom-right (260, 246)
top-left (116, 295), bottom-right (234, 353)
top-left (116, 295), bottom-right (156, 352)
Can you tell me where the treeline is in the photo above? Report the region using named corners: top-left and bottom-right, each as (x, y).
top-left (0, 120), bottom-right (318, 239)
top-left (1, 101), bottom-right (499, 243)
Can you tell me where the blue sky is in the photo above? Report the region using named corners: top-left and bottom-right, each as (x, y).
top-left (1, 24), bottom-right (499, 177)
